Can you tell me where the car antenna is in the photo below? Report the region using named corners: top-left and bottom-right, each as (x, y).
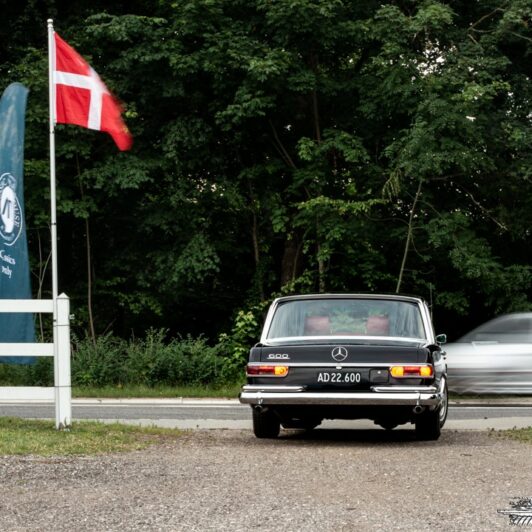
top-left (429, 283), bottom-right (433, 320)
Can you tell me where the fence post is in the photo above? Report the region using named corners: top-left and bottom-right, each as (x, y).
top-left (55, 293), bottom-right (71, 429)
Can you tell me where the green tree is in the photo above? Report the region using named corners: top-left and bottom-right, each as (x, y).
top-left (1, 0), bottom-right (529, 342)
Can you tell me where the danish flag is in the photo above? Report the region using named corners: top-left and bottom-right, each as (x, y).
top-left (52, 33), bottom-right (132, 150)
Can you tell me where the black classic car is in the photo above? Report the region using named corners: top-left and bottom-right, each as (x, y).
top-left (239, 294), bottom-right (448, 440)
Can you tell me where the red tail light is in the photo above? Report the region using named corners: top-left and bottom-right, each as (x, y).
top-left (246, 364), bottom-right (289, 377)
top-left (390, 365), bottom-right (433, 378)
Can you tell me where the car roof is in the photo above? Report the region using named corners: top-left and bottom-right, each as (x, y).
top-left (465, 312), bottom-right (532, 329)
top-left (272, 293), bottom-right (425, 305)
top-left (486, 312), bottom-right (532, 321)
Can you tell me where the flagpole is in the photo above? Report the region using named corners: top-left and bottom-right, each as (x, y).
top-left (47, 19), bottom-right (58, 302)
top-left (48, 18), bottom-right (63, 427)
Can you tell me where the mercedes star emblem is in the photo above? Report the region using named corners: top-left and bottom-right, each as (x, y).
top-left (331, 346), bottom-right (348, 362)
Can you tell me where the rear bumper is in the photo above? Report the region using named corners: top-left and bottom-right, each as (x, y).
top-left (239, 381), bottom-right (445, 407)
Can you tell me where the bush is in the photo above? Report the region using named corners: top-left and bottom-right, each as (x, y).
top-left (71, 333), bottom-right (128, 386)
top-left (1, 329), bottom-right (244, 389)
top-left (122, 330), bottom-right (228, 386)
top-left (0, 358), bottom-right (53, 386)
top-left (71, 329), bottom-right (238, 387)
top-left (217, 301), bottom-right (269, 376)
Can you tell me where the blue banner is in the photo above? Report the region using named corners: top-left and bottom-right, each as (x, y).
top-left (0, 83), bottom-right (35, 364)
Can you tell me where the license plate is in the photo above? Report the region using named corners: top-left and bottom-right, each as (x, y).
top-left (316, 371), bottom-right (362, 384)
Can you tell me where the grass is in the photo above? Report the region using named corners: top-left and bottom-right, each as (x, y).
top-left (501, 427), bottom-right (532, 444)
top-left (0, 417), bottom-right (181, 456)
top-left (73, 382), bottom-right (243, 399)
top-left (0, 383), bottom-right (241, 457)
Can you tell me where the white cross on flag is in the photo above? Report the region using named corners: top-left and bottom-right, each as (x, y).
top-left (52, 33), bottom-right (132, 150)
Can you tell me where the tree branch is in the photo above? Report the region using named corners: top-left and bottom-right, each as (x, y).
top-left (469, 6), bottom-right (506, 31)
top-left (458, 184), bottom-right (508, 231)
top-left (268, 120), bottom-right (297, 169)
top-left (396, 178), bottom-right (423, 293)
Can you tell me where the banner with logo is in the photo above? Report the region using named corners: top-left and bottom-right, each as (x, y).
top-left (0, 83), bottom-right (35, 364)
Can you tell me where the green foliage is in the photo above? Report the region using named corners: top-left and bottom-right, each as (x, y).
top-left (122, 330), bottom-right (227, 386)
top-left (0, 331), bottom-right (241, 388)
top-left (219, 300), bottom-right (270, 374)
top-left (71, 334), bottom-right (127, 387)
top-left (0, 0), bottom-right (529, 342)
top-left (426, 213), bottom-right (532, 314)
top-left (0, 358), bottom-right (53, 387)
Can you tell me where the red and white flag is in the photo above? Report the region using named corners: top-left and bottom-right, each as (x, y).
top-left (52, 33), bottom-right (132, 150)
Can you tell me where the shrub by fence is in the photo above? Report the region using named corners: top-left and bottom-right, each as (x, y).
top-left (0, 329), bottom-right (244, 388)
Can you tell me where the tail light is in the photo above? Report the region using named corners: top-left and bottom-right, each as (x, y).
top-left (390, 365), bottom-right (433, 378)
top-left (246, 364), bottom-right (289, 377)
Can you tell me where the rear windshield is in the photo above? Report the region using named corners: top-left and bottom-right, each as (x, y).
top-left (266, 299), bottom-right (426, 340)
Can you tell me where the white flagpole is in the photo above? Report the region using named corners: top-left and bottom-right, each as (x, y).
top-left (47, 19), bottom-right (58, 302)
top-left (48, 19), bottom-right (68, 430)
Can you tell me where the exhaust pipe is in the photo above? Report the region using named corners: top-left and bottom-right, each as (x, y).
top-left (413, 405), bottom-right (425, 414)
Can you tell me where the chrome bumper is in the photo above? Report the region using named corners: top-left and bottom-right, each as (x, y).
top-left (239, 381), bottom-right (445, 407)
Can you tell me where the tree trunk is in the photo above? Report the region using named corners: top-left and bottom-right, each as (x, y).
top-left (310, 57), bottom-right (325, 293)
top-left (85, 216), bottom-right (96, 345)
top-left (281, 235), bottom-right (301, 287)
top-left (317, 240), bottom-right (326, 293)
top-left (36, 229), bottom-right (51, 341)
top-left (77, 167), bottom-right (96, 345)
top-left (396, 179), bottom-right (423, 293)
top-left (251, 210), bottom-right (265, 301)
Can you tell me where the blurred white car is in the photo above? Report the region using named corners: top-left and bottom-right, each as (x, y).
top-left (444, 313), bottom-right (532, 394)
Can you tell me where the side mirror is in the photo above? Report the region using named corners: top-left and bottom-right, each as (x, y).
top-left (436, 333), bottom-right (447, 345)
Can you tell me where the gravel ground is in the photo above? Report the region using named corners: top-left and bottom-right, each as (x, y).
top-left (1, 428), bottom-right (531, 531)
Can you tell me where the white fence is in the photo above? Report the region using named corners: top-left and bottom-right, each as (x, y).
top-left (0, 293), bottom-right (71, 429)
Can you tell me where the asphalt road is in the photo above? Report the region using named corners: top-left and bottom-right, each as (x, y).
top-left (2, 398), bottom-right (532, 430)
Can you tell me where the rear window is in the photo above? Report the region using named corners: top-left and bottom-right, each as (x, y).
top-left (266, 299), bottom-right (426, 340)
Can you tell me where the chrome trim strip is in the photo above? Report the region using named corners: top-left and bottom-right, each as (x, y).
top-left (272, 294), bottom-right (424, 303)
top-left (245, 375), bottom-right (289, 378)
top-left (242, 384), bottom-right (439, 394)
top-left (261, 335), bottom-right (426, 345)
top-left (372, 385), bottom-right (438, 393)
top-left (239, 389), bottom-right (443, 406)
top-left (242, 385), bottom-right (304, 393)
top-left (249, 362), bottom-right (430, 368)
